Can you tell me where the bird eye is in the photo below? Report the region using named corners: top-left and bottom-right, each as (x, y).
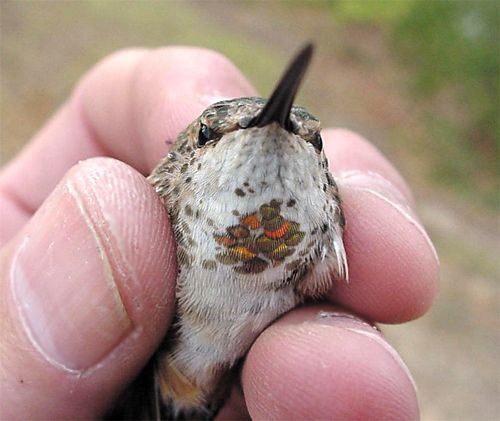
top-left (311, 133), bottom-right (323, 152)
top-left (198, 123), bottom-right (216, 147)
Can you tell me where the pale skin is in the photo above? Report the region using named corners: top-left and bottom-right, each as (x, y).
top-left (0, 47), bottom-right (439, 420)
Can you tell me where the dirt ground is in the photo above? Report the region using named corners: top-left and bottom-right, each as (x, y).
top-left (1, 2), bottom-right (498, 420)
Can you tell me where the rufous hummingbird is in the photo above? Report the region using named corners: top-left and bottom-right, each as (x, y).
top-left (111, 44), bottom-right (348, 420)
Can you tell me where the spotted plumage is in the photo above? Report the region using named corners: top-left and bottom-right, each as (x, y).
top-left (213, 200), bottom-right (305, 274)
top-left (110, 44), bottom-right (347, 420)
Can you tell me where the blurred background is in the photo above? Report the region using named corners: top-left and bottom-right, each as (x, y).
top-left (1, 1), bottom-right (498, 419)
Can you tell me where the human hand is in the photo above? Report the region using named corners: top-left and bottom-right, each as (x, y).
top-left (0, 48), bottom-right (439, 420)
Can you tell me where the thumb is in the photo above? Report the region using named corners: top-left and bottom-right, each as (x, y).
top-left (0, 158), bottom-right (176, 419)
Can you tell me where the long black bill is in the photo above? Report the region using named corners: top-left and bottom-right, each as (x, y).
top-left (251, 43), bottom-right (314, 131)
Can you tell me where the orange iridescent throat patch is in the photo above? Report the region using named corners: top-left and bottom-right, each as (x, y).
top-left (214, 200), bottom-right (305, 274)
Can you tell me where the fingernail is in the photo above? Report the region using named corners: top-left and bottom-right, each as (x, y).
top-left (314, 311), bottom-right (418, 394)
top-left (11, 179), bottom-right (133, 372)
top-left (315, 310), bottom-right (380, 331)
top-left (338, 170), bottom-right (439, 264)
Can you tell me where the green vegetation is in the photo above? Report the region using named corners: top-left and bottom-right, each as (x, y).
top-left (333, 0), bottom-right (499, 209)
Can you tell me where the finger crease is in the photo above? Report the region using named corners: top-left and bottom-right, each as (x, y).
top-left (0, 186), bottom-right (36, 217)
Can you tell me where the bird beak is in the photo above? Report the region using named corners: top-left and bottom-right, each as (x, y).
top-left (250, 43), bottom-right (314, 132)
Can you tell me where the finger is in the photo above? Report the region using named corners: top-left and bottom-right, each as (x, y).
top-left (242, 305), bottom-right (419, 421)
top-left (0, 47), bottom-right (256, 244)
top-left (0, 158), bottom-right (176, 419)
top-left (324, 129), bottom-right (439, 323)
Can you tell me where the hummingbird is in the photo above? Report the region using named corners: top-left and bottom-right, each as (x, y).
top-left (110, 44), bottom-right (348, 420)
